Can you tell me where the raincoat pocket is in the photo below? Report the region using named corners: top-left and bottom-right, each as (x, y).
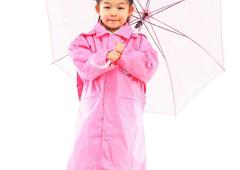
top-left (118, 97), bottom-right (138, 122)
top-left (78, 97), bottom-right (99, 117)
top-left (80, 81), bottom-right (100, 100)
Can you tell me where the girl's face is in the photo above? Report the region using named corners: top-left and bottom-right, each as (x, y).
top-left (95, 0), bottom-right (134, 33)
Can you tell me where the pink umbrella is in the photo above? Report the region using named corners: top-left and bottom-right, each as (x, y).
top-left (46, 0), bottom-right (225, 116)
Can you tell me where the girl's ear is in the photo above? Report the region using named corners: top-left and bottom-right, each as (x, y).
top-left (128, 5), bottom-right (134, 17)
top-left (95, 4), bottom-right (100, 14)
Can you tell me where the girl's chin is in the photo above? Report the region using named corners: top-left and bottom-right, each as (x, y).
top-left (101, 22), bottom-right (120, 32)
top-left (107, 23), bottom-right (120, 28)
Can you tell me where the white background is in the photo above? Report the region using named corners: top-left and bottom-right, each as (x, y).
top-left (0, 0), bottom-right (239, 170)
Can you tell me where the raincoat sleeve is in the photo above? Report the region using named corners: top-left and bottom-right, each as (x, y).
top-left (76, 73), bottom-right (83, 100)
top-left (118, 34), bottom-right (159, 84)
top-left (69, 34), bottom-right (115, 81)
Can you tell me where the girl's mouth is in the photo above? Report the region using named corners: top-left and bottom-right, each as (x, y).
top-left (108, 19), bottom-right (118, 22)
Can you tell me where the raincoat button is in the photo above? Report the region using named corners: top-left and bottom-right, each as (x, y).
top-left (104, 136), bottom-right (108, 141)
top-left (146, 61), bottom-right (153, 69)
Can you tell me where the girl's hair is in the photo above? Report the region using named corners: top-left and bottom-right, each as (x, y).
top-left (95, 0), bottom-right (134, 23)
top-left (95, 0), bottom-right (133, 6)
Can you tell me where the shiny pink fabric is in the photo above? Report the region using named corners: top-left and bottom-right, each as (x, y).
top-left (67, 22), bottom-right (159, 170)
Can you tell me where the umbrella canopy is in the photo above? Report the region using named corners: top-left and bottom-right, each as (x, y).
top-left (46, 0), bottom-right (225, 115)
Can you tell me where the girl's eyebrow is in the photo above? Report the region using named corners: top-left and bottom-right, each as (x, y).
top-left (118, 2), bottom-right (126, 4)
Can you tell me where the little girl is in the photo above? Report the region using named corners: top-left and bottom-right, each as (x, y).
top-left (67, 0), bottom-right (159, 169)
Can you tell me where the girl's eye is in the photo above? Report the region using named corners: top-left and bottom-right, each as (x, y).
top-left (118, 7), bottom-right (124, 10)
top-left (104, 6), bottom-right (110, 9)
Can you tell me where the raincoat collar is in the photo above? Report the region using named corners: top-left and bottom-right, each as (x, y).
top-left (93, 21), bottom-right (133, 39)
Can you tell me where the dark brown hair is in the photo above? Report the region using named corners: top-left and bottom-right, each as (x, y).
top-left (95, 0), bottom-right (133, 6)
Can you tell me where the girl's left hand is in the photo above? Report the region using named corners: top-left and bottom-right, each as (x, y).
top-left (106, 50), bottom-right (121, 64)
top-left (115, 42), bottom-right (125, 54)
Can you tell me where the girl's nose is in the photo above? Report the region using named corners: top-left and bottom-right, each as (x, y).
top-left (110, 9), bottom-right (117, 16)
top-left (111, 13), bottom-right (117, 17)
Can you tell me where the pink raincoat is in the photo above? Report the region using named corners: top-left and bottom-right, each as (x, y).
top-left (67, 21), bottom-right (159, 170)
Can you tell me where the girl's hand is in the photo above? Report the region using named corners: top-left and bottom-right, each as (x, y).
top-left (106, 50), bottom-right (121, 63)
top-left (115, 42), bottom-right (125, 54)
top-left (106, 42), bottom-right (125, 65)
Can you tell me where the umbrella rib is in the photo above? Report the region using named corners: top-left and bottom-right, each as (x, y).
top-left (145, 0), bottom-right (151, 11)
top-left (133, 10), bottom-right (144, 15)
top-left (51, 53), bottom-right (69, 65)
top-left (147, 17), bottom-right (225, 70)
top-left (132, 1), bottom-right (146, 30)
top-left (129, 20), bottom-right (140, 27)
top-left (185, 35), bottom-right (225, 70)
top-left (143, 21), bottom-right (163, 56)
top-left (129, 15), bottom-right (141, 25)
top-left (150, 16), bottom-right (183, 35)
top-left (148, 19), bottom-right (165, 58)
top-left (143, 18), bottom-right (183, 36)
top-left (131, 15), bottom-right (141, 19)
top-left (150, 0), bottom-right (185, 17)
top-left (141, 17), bottom-right (224, 71)
top-left (134, 2), bottom-right (143, 19)
top-left (134, 0), bottom-right (145, 12)
top-left (151, 3), bottom-right (177, 15)
top-left (142, 20), bottom-right (177, 114)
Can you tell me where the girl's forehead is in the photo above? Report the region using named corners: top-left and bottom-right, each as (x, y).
top-left (100, 0), bottom-right (129, 5)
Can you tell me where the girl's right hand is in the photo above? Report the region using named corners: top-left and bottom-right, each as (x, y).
top-left (106, 50), bottom-right (121, 63)
top-left (115, 42), bottom-right (125, 54)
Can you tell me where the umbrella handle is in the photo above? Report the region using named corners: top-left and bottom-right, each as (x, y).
top-left (89, 59), bottom-right (112, 69)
